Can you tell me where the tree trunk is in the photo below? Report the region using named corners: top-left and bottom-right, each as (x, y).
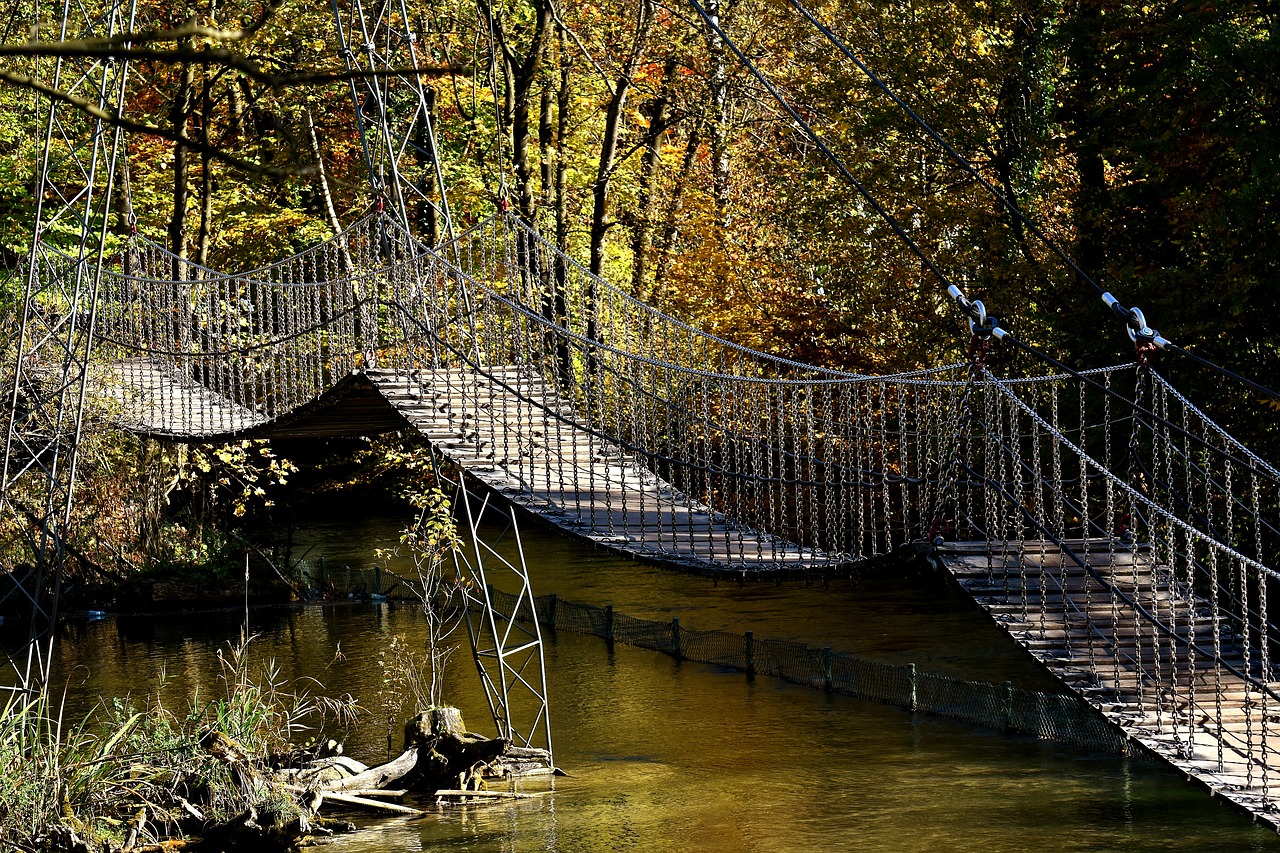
top-left (306, 108), bottom-right (345, 244)
top-left (415, 84), bottom-right (442, 247)
top-left (705, 0), bottom-right (731, 226)
top-left (169, 39), bottom-right (195, 280)
top-left (488, 0), bottom-right (550, 224)
top-left (1066, 0), bottom-right (1107, 286)
top-left (653, 123), bottom-right (701, 305)
top-left (588, 0), bottom-right (656, 278)
top-left (554, 24), bottom-right (571, 260)
top-left (538, 75), bottom-right (554, 213)
top-left (196, 87), bottom-right (214, 272)
top-left (169, 39), bottom-right (196, 358)
top-left (551, 23), bottom-right (573, 385)
top-left (402, 708), bottom-right (509, 790)
top-left (630, 55), bottom-right (678, 301)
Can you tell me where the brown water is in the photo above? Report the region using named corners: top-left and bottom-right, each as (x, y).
top-left (35, 513), bottom-right (1280, 851)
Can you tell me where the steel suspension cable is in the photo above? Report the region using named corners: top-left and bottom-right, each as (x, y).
top-left (682, 0), bottom-right (959, 297)
top-left (946, 292), bottom-right (1280, 483)
top-left (784, 0), bottom-right (1280, 403)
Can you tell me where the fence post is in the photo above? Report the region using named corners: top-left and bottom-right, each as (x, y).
top-left (605, 604), bottom-right (614, 644)
top-left (1004, 681), bottom-right (1015, 731)
top-left (745, 630), bottom-right (755, 679)
top-left (908, 663), bottom-right (918, 712)
top-left (822, 646), bottom-right (833, 692)
top-left (373, 564), bottom-right (383, 597)
top-left (548, 593), bottom-right (558, 631)
top-left (672, 617), bottom-right (682, 661)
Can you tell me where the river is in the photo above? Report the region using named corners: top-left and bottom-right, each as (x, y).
top-left (38, 510), bottom-right (1280, 851)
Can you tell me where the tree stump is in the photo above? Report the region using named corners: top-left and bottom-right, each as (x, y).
top-left (403, 707), bottom-right (508, 791)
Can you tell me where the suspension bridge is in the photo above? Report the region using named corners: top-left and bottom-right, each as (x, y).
top-left (5, 0), bottom-right (1280, 835)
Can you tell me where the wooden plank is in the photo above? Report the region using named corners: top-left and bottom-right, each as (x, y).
top-left (372, 367), bottom-right (834, 574)
top-left (939, 539), bottom-right (1280, 832)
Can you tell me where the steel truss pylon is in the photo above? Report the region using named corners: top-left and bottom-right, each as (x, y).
top-left (332, 0), bottom-right (552, 758)
top-left (438, 459), bottom-right (554, 759)
top-left (330, 0), bottom-right (456, 255)
top-left (1, 0), bottom-right (137, 695)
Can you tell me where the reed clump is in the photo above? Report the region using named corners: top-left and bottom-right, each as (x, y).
top-left (0, 635), bottom-right (361, 852)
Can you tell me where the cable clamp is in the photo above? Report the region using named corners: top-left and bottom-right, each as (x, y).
top-left (948, 285), bottom-right (1006, 341)
top-left (1101, 292), bottom-right (1169, 349)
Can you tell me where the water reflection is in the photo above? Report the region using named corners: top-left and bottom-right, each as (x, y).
top-left (20, 518), bottom-right (1280, 851)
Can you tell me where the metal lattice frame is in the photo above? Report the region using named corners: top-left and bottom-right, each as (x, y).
top-left (330, 0), bottom-right (455, 251)
top-left (440, 461), bottom-right (553, 757)
top-left (330, 0), bottom-right (549, 754)
top-left (1, 0), bottom-right (136, 694)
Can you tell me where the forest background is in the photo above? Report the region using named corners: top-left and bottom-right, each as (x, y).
top-left (0, 0), bottom-right (1275, 589)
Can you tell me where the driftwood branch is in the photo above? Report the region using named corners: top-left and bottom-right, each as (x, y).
top-left (321, 747), bottom-right (421, 793)
top-left (316, 790), bottom-right (424, 816)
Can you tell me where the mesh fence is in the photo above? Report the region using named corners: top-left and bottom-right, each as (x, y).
top-left (290, 558), bottom-right (425, 602)
top-left (491, 590), bottom-right (1135, 756)
top-left (298, 566), bottom-right (1132, 755)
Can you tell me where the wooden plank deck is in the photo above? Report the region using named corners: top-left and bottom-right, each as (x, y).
top-left (367, 367), bottom-right (832, 574)
top-left (101, 360), bottom-right (833, 574)
top-left (97, 358), bottom-right (264, 437)
top-left (96, 359), bottom-right (408, 439)
top-left (940, 540), bottom-right (1280, 830)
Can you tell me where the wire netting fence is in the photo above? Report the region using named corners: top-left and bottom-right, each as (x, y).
top-left (289, 557), bottom-right (1132, 755)
top-left (289, 557), bottom-right (425, 601)
top-left (502, 590), bottom-right (1135, 756)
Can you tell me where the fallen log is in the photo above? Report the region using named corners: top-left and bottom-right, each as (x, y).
top-left (321, 747), bottom-right (420, 793)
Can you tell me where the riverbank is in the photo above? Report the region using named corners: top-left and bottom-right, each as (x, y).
top-left (15, 589), bottom-right (1280, 852)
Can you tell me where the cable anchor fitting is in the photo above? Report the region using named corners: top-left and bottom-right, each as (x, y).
top-left (948, 285), bottom-right (1007, 344)
top-left (1101, 293), bottom-right (1170, 354)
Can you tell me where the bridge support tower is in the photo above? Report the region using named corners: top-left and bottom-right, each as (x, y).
top-left (1, 0), bottom-right (137, 696)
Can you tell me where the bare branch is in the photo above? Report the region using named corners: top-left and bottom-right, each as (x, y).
top-left (280, 64), bottom-right (473, 86)
top-left (29, 0), bottom-right (287, 48)
top-left (1, 42), bottom-right (283, 87)
top-left (0, 42), bottom-right (472, 89)
top-left (547, 6), bottom-right (611, 91)
top-left (0, 68), bottom-right (311, 178)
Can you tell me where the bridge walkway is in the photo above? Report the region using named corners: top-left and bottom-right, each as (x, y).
top-left (367, 369), bottom-right (826, 574)
top-left (941, 540), bottom-right (1280, 830)
top-left (102, 358), bottom-right (831, 575)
